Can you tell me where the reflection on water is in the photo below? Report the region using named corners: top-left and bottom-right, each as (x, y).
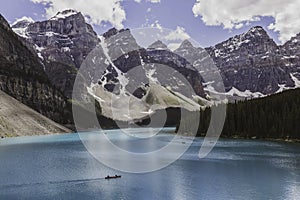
top-left (0, 129), bottom-right (300, 200)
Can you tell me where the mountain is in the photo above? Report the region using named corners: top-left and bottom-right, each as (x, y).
top-left (148, 40), bottom-right (168, 50)
top-left (281, 33), bottom-right (300, 76)
top-left (0, 90), bottom-right (70, 137)
top-left (205, 26), bottom-right (299, 97)
top-left (12, 10), bottom-right (100, 98)
top-left (0, 14), bottom-right (72, 127)
top-left (174, 39), bottom-right (222, 97)
top-left (98, 29), bottom-right (205, 96)
top-left (8, 10), bottom-right (300, 124)
top-left (10, 11), bottom-right (205, 124)
top-left (84, 28), bottom-right (206, 121)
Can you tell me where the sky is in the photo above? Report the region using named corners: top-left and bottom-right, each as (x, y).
top-left (0, 0), bottom-right (299, 47)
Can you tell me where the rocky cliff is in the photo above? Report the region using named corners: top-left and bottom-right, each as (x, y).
top-left (76, 28), bottom-right (206, 121)
top-left (205, 26), bottom-right (299, 96)
top-left (12, 10), bottom-right (100, 98)
top-left (0, 14), bottom-right (72, 126)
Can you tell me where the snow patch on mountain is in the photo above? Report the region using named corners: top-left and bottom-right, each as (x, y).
top-left (290, 73), bottom-right (300, 88)
top-left (50, 10), bottom-right (79, 20)
top-left (34, 44), bottom-right (45, 60)
top-left (11, 16), bottom-right (34, 27)
top-left (205, 85), bottom-right (265, 99)
top-left (273, 74), bottom-right (300, 93)
top-left (87, 83), bottom-right (105, 103)
top-left (276, 84), bottom-right (290, 93)
top-left (99, 35), bottom-right (129, 95)
top-left (12, 27), bottom-right (28, 38)
top-left (11, 16), bottom-right (35, 39)
top-left (145, 67), bottom-right (159, 83)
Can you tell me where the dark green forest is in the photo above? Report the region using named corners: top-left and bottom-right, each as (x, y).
top-left (182, 88), bottom-right (300, 140)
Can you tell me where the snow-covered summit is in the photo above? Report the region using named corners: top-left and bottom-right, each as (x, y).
top-left (243, 26), bottom-right (271, 39)
top-left (208, 26), bottom-right (277, 59)
top-left (248, 26), bottom-right (265, 34)
top-left (11, 16), bottom-right (35, 38)
top-left (50, 9), bottom-right (80, 20)
top-left (11, 16), bottom-right (34, 28)
top-left (204, 26), bottom-right (296, 97)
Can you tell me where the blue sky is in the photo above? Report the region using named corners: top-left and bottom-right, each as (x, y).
top-left (1, 0), bottom-right (298, 47)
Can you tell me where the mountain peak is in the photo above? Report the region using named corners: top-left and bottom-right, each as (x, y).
top-left (178, 39), bottom-right (194, 49)
top-left (50, 9), bottom-right (80, 20)
top-left (250, 26), bottom-right (264, 31)
top-left (246, 26), bottom-right (268, 36)
top-left (102, 27), bottom-right (130, 39)
top-left (11, 16), bottom-right (34, 29)
top-left (148, 40), bottom-right (168, 50)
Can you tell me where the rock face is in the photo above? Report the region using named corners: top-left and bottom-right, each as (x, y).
top-left (281, 33), bottom-right (300, 78)
top-left (0, 14), bottom-right (71, 126)
top-left (12, 10), bottom-right (100, 98)
top-left (174, 40), bottom-right (221, 95)
top-left (26, 10), bottom-right (99, 68)
top-left (94, 29), bottom-right (205, 98)
top-left (75, 28), bottom-right (206, 121)
top-left (13, 12), bottom-right (206, 98)
top-left (205, 26), bottom-right (298, 95)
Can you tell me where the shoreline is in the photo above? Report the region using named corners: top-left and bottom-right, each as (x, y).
top-left (216, 135), bottom-right (300, 144)
top-left (1, 128), bottom-right (299, 145)
top-left (0, 132), bottom-right (76, 140)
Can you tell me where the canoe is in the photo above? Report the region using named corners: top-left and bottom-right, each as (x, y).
top-left (105, 175), bottom-right (122, 180)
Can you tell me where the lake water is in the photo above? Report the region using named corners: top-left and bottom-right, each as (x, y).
top-left (0, 129), bottom-right (300, 200)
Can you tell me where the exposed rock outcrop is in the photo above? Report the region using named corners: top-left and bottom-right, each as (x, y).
top-left (0, 14), bottom-right (72, 126)
top-left (205, 26), bottom-right (298, 95)
top-left (12, 10), bottom-right (100, 98)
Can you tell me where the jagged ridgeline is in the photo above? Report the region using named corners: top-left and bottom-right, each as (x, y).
top-left (205, 26), bottom-right (300, 96)
top-left (11, 10), bottom-right (300, 101)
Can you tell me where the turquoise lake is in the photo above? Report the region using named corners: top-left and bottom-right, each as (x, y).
top-left (0, 129), bottom-right (300, 200)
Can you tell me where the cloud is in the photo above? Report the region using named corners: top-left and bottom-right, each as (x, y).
top-left (134, 0), bottom-right (160, 3)
top-left (192, 0), bottom-right (300, 43)
top-left (164, 26), bottom-right (190, 41)
top-left (167, 43), bottom-right (181, 51)
top-left (147, 0), bottom-right (160, 3)
top-left (150, 20), bottom-right (162, 30)
top-left (234, 23), bottom-right (244, 29)
top-left (30, 0), bottom-right (126, 29)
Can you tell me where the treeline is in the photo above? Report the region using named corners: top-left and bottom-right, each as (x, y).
top-left (181, 88), bottom-right (300, 140)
